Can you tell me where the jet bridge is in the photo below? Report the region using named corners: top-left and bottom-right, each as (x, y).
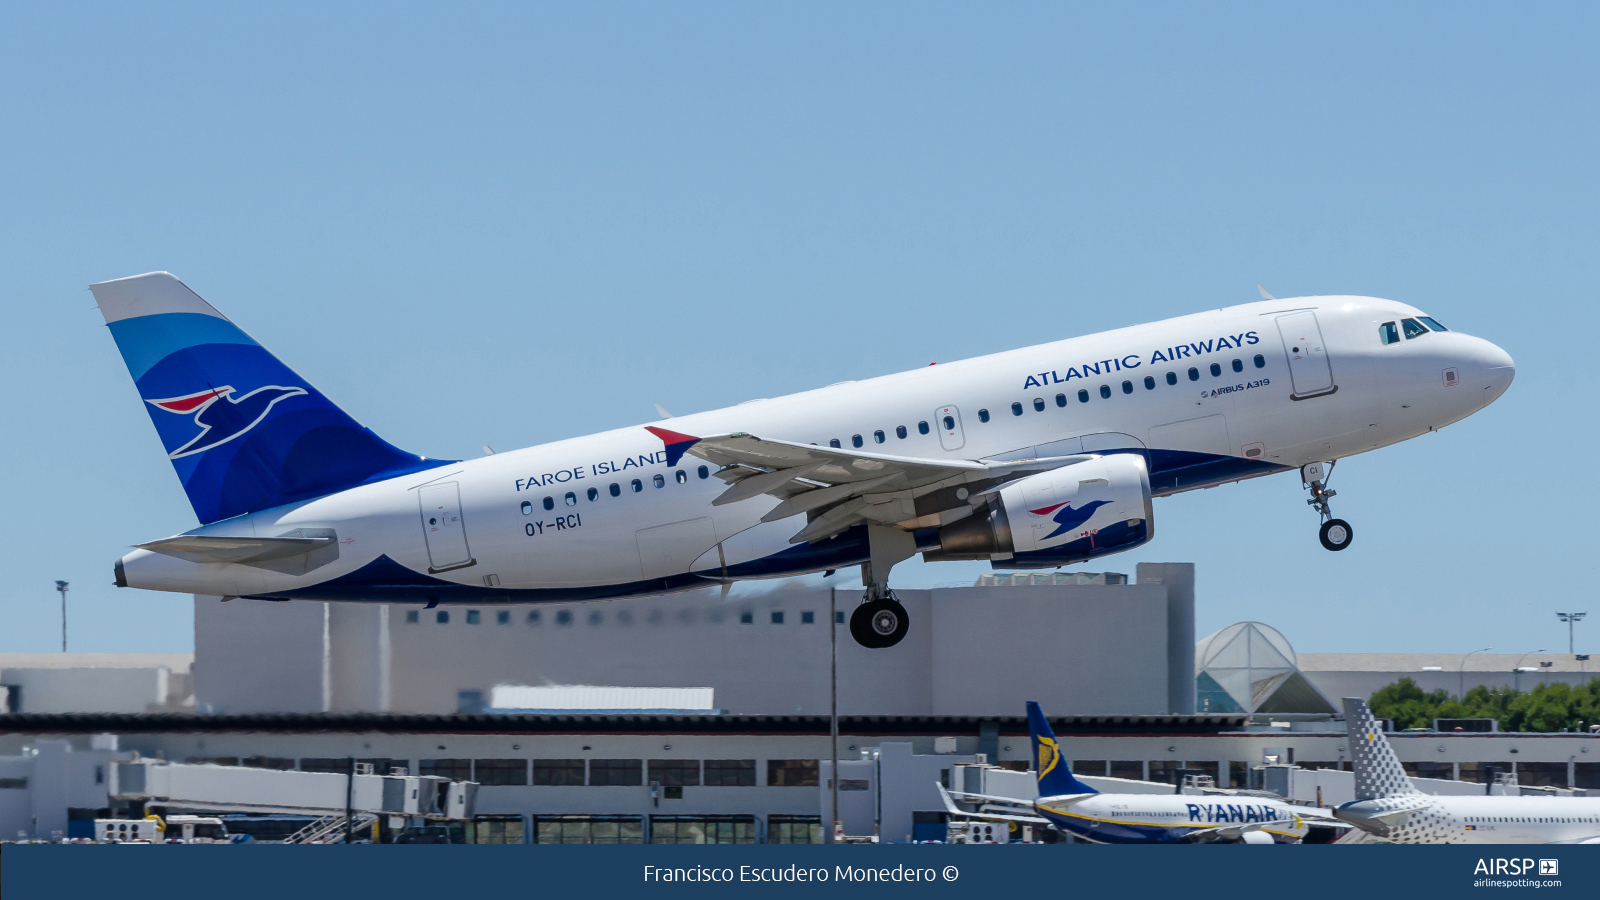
top-left (111, 759), bottom-right (476, 820)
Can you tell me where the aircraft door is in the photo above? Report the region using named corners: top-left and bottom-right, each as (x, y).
top-left (1275, 311), bottom-right (1336, 398)
top-left (419, 482), bottom-right (475, 572)
top-left (935, 406), bottom-right (965, 451)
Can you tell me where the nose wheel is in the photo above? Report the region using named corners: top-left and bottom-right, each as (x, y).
top-left (850, 586), bottom-right (909, 648)
top-left (1303, 461), bottom-right (1353, 552)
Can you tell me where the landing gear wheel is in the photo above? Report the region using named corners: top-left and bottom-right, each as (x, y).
top-left (850, 598), bottom-right (909, 649)
top-left (1319, 518), bottom-right (1353, 551)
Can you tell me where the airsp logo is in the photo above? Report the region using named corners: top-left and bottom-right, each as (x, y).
top-left (1473, 859), bottom-right (1549, 876)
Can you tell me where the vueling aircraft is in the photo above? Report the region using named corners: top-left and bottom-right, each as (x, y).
top-left (1335, 698), bottom-right (1600, 844)
top-left (94, 273), bottom-right (1512, 647)
top-left (938, 701), bottom-right (1332, 843)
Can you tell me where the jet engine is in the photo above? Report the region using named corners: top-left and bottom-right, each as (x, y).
top-left (925, 453), bottom-right (1153, 569)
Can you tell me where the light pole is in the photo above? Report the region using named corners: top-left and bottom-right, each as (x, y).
top-left (1460, 647), bottom-right (1491, 700)
top-left (54, 581), bottom-right (68, 652)
top-left (1557, 612), bottom-right (1587, 655)
top-left (1512, 649), bottom-right (1546, 692)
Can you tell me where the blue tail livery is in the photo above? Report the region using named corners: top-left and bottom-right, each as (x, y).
top-left (91, 272), bottom-right (446, 524)
top-left (1026, 700), bottom-right (1098, 797)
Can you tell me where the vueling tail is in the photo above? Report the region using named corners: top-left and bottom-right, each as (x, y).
top-left (91, 272), bottom-right (443, 524)
top-left (1026, 701), bottom-right (1097, 797)
top-left (1343, 697), bottom-right (1422, 800)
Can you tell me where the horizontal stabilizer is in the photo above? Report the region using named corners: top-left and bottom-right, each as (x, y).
top-left (137, 530), bottom-right (339, 576)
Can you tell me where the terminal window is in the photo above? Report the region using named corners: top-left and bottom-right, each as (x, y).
top-left (241, 756), bottom-right (295, 771)
top-left (1517, 762), bottom-right (1569, 788)
top-left (1147, 761), bottom-right (1184, 785)
top-left (1109, 760), bottom-right (1143, 780)
top-left (703, 760), bottom-right (756, 786)
top-left (800, 611), bottom-right (815, 624)
top-left (534, 815), bottom-right (642, 844)
top-left (767, 760), bottom-right (819, 786)
top-left (1229, 761), bottom-right (1248, 788)
top-left (420, 759), bottom-right (473, 781)
top-left (1576, 763), bottom-right (1600, 790)
top-left (405, 610), bottom-right (418, 623)
top-left (470, 815), bottom-right (525, 845)
top-left (1408, 762), bottom-right (1454, 780)
top-left (768, 815), bottom-right (823, 844)
top-left (590, 759), bottom-right (643, 786)
top-left (1072, 760), bottom-right (1109, 776)
top-left (533, 759), bottom-right (586, 786)
top-left (649, 760), bottom-right (701, 787)
top-left (475, 759), bottom-right (529, 786)
top-left (651, 815), bottom-right (755, 844)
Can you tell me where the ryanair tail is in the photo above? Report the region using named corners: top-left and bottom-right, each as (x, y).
top-left (1026, 701), bottom-right (1098, 797)
top-left (91, 272), bottom-right (443, 525)
top-left (1343, 697), bottom-right (1422, 800)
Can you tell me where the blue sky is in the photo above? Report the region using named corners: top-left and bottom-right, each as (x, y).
top-left (1, 3), bottom-right (1595, 656)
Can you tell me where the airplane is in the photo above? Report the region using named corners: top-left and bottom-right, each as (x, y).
top-left (92, 272), bottom-right (1514, 647)
top-left (1334, 698), bottom-right (1600, 843)
top-left (936, 701), bottom-right (1334, 843)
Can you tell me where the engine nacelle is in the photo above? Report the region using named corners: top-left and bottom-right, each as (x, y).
top-left (926, 454), bottom-right (1153, 569)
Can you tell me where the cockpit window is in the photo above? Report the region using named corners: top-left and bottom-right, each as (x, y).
top-left (1379, 322), bottom-right (1400, 345)
top-left (1401, 318), bottom-right (1428, 339)
top-left (1419, 316), bottom-right (1448, 332)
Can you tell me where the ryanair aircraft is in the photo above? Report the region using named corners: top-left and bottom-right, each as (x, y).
top-left (939, 701), bottom-right (1332, 843)
top-left (93, 273), bottom-right (1512, 647)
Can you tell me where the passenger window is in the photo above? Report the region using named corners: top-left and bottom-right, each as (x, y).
top-left (543, 497), bottom-right (554, 511)
top-left (1143, 376), bottom-right (1155, 390)
top-left (1099, 385), bottom-right (1111, 399)
top-left (698, 465), bottom-right (709, 479)
top-left (653, 474), bottom-right (665, 488)
top-left (1402, 318), bottom-right (1428, 339)
top-left (1253, 354), bottom-right (1265, 368)
top-left (565, 492), bottom-right (577, 506)
top-left (1078, 389), bottom-right (1089, 403)
top-left (1011, 402), bottom-right (1023, 416)
top-left (631, 479), bottom-right (642, 493)
top-left (1419, 316), bottom-right (1448, 332)
top-left (829, 439), bottom-right (841, 448)
top-left (1231, 358), bottom-right (1243, 373)
top-left (895, 425), bottom-right (907, 439)
top-left (610, 483), bottom-right (621, 497)
top-left (1121, 380), bottom-right (1132, 394)
top-left (587, 487), bottom-right (599, 501)
top-left (978, 409), bottom-right (990, 423)
top-left (521, 501), bottom-right (532, 515)
top-left (675, 470), bottom-right (687, 484)
top-left (1033, 398), bottom-right (1045, 412)
top-left (1188, 367), bottom-right (1199, 381)
top-left (873, 430), bottom-right (885, 443)
top-left (1379, 322), bottom-right (1400, 345)
top-left (942, 415), bottom-right (956, 430)
top-left (1055, 393), bottom-right (1066, 407)
top-left (1166, 371), bottom-right (1177, 385)
top-left (1209, 362), bottom-right (1221, 377)
top-left (851, 434), bottom-right (863, 448)
top-left (918, 421), bottom-right (930, 435)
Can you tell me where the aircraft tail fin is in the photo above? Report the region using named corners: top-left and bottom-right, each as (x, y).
top-left (1343, 697), bottom-right (1422, 800)
top-left (1026, 701), bottom-right (1097, 797)
top-left (90, 272), bottom-right (444, 524)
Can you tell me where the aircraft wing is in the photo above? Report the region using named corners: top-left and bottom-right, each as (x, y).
top-left (646, 426), bottom-right (1091, 543)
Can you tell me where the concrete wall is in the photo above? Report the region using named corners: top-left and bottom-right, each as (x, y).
top-left (194, 597), bottom-right (326, 714)
top-left (195, 566), bottom-right (1195, 718)
top-left (0, 668), bottom-right (168, 714)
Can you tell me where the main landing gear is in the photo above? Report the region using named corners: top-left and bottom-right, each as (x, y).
top-left (850, 584), bottom-right (910, 649)
top-left (1303, 461), bottom-right (1353, 552)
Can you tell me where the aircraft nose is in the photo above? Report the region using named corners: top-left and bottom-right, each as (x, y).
top-left (1475, 338), bottom-right (1515, 406)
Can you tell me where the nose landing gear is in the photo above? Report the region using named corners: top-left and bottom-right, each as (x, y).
top-left (1303, 461), bottom-right (1353, 551)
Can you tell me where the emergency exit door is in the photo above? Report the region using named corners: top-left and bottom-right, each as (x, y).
top-left (1276, 311), bottom-right (1336, 399)
top-left (419, 481), bottom-right (475, 572)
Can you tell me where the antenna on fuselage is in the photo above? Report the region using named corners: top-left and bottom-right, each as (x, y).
top-left (1258, 285), bottom-right (1276, 301)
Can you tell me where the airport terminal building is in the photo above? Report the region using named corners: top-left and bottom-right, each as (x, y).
top-left (2, 562), bottom-right (1596, 842)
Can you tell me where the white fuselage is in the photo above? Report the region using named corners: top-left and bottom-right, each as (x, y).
top-left (117, 295), bottom-right (1513, 603)
top-left (1339, 794), bottom-right (1600, 844)
top-left (1036, 793), bottom-right (1309, 844)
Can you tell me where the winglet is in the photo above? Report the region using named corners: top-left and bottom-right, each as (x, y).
top-left (645, 425), bottom-right (701, 467)
top-left (1258, 285), bottom-right (1276, 301)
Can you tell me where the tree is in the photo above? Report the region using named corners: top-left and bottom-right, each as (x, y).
top-left (1367, 678), bottom-right (1600, 732)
